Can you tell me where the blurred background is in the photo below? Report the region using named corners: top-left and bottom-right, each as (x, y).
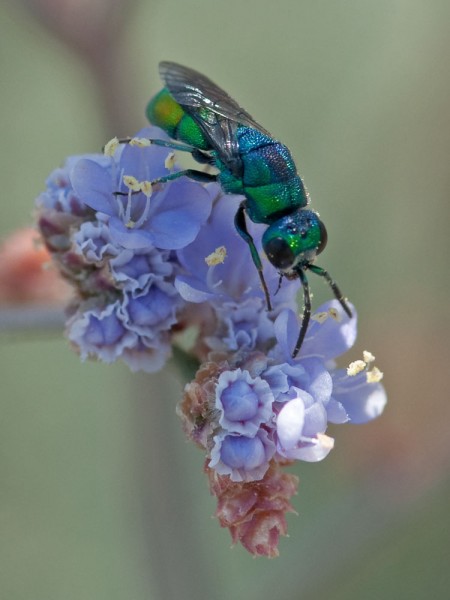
top-left (0, 0), bottom-right (449, 598)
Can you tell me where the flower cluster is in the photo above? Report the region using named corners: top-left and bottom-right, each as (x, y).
top-left (36, 126), bottom-right (387, 557)
top-left (36, 128), bottom-right (214, 372)
top-left (179, 301), bottom-right (386, 555)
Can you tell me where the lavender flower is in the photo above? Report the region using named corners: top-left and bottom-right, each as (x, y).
top-left (110, 247), bottom-right (173, 292)
top-left (209, 428), bottom-right (276, 482)
top-left (331, 367), bottom-right (387, 424)
top-left (36, 154), bottom-right (106, 216)
top-left (36, 119), bottom-right (387, 558)
top-left (215, 368), bottom-right (274, 436)
top-left (175, 192), bottom-right (299, 357)
top-left (67, 301), bottom-right (137, 364)
top-left (276, 392), bottom-right (334, 462)
top-left (120, 279), bottom-right (180, 340)
top-left (175, 191), bottom-right (298, 309)
top-left (73, 221), bottom-right (119, 263)
top-left (71, 127), bottom-right (212, 250)
top-left (180, 296), bottom-right (386, 555)
top-left (36, 126), bottom-right (215, 372)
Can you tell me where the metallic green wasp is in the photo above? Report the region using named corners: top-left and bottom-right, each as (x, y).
top-left (138, 61), bottom-right (351, 356)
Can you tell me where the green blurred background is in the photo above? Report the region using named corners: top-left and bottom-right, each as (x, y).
top-left (1, 0), bottom-right (449, 598)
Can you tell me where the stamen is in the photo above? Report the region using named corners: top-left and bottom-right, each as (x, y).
top-left (347, 360), bottom-right (366, 376)
top-left (366, 367), bottom-right (383, 383)
top-left (315, 433), bottom-right (335, 450)
top-left (133, 195), bottom-right (152, 229)
top-left (118, 177), bottom-right (154, 229)
top-left (104, 137), bottom-right (119, 156)
top-left (124, 188), bottom-right (133, 224)
top-left (205, 246), bottom-right (227, 266)
top-left (115, 168), bottom-right (126, 219)
top-left (328, 307), bottom-right (342, 321)
top-left (123, 175), bottom-right (140, 191)
top-left (165, 152), bottom-right (176, 171)
top-left (296, 432), bottom-right (334, 449)
top-left (205, 264), bottom-right (223, 291)
top-left (130, 137), bottom-right (151, 147)
top-left (140, 181), bottom-right (153, 197)
top-left (363, 350), bottom-right (375, 364)
top-left (311, 311), bottom-right (328, 324)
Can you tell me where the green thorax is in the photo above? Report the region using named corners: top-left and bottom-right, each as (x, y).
top-left (218, 126), bottom-right (308, 225)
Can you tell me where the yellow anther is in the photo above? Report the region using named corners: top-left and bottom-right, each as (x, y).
top-left (316, 433), bottom-right (335, 450)
top-left (165, 152), bottom-right (176, 170)
top-left (328, 307), bottom-right (342, 321)
top-left (104, 137), bottom-right (119, 156)
top-left (123, 175), bottom-right (140, 192)
top-left (347, 360), bottom-right (366, 376)
top-left (205, 246), bottom-right (227, 266)
top-left (311, 311), bottom-right (328, 324)
top-left (363, 350), bottom-right (375, 364)
top-left (140, 181), bottom-right (153, 197)
top-left (366, 367), bottom-right (383, 383)
top-left (130, 137), bottom-right (151, 147)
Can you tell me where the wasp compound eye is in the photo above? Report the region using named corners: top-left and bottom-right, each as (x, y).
top-left (263, 236), bottom-right (295, 270)
top-left (316, 218), bottom-right (328, 255)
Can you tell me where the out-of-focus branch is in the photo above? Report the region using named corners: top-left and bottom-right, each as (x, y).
top-left (17, 0), bottom-right (141, 134)
top-left (0, 306), bottom-right (65, 332)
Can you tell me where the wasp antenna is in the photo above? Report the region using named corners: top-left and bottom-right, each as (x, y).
top-left (308, 264), bottom-right (352, 317)
top-left (274, 273), bottom-right (284, 296)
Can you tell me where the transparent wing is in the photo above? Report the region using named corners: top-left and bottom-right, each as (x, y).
top-left (159, 61), bottom-right (270, 133)
top-left (159, 61), bottom-right (271, 173)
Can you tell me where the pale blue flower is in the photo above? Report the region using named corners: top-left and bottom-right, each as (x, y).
top-left (215, 368), bottom-right (274, 436)
top-left (71, 127), bottom-right (213, 251)
top-left (209, 428), bottom-right (276, 482)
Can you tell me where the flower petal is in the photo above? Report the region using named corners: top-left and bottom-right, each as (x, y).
top-left (150, 179), bottom-right (212, 249)
top-left (108, 216), bottom-right (155, 249)
top-left (276, 397), bottom-right (305, 450)
top-left (332, 369), bottom-right (387, 423)
top-left (71, 158), bottom-right (114, 214)
top-left (275, 301), bottom-right (357, 361)
top-left (175, 274), bottom-right (216, 303)
top-left (301, 300), bottom-right (357, 359)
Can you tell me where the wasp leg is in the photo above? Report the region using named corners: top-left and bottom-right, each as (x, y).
top-left (114, 137), bottom-right (215, 165)
top-left (234, 203), bottom-right (272, 311)
top-left (113, 170), bottom-right (217, 200)
top-left (308, 264), bottom-right (352, 317)
top-left (148, 169), bottom-right (218, 186)
top-left (116, 137), bottom-right (197, 153)
top-left (292, 268), bottom-right (311, 358)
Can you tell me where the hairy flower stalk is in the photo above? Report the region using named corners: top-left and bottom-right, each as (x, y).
top-left (35, 127), bottom-right (387, 556)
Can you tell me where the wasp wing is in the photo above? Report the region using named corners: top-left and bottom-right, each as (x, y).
top-left (159, 62), bottom-right (270, 133)
top-left (159, 61), bottom-right (271, 174)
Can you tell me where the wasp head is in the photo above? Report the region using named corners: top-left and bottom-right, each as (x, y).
top-left (262, 209), bottom-right (327, 273)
